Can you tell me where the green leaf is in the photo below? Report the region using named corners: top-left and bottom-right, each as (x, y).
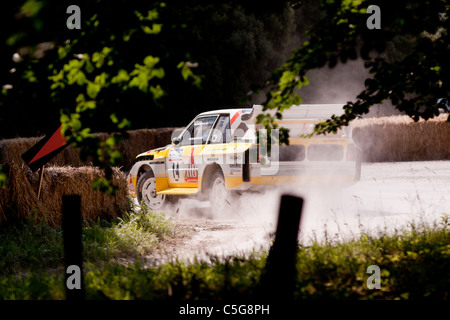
top-left (150, 68), bottom-right (165, 79)
top-left (142, 24), bottom-right (162, 34)
top-left (87, 81), bottom-right (101, 99)
top-left (146, 9), bottom-right (159, 21)
top-left (143, 56), bottom-right (160, 67)
top-left (279, 71), bottom-right (296, 89)
top-left (94, 73), bottom-right (107, 86)
top-left (118, 118), bottom-right (131, 129)
top-left (110, 113), bottom-right (119, 124)
top-left (60, 113), bottom-right (70, 124)
top-left (149, 85), bottom-right (165, 99)
top-left (112, 70), bottom-right (130, 83)
top-left (85, 60), bottom-right (95, 74)
top-left (76, 94), bottom-right (85, 104)
top-left (58, 47), bottom-right (68, 59)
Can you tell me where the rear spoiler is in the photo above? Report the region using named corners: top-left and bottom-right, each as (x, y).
top-left (241, 104), bottom-right (346, 123)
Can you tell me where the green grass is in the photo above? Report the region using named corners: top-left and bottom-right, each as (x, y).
top-left (0, 202), bottom-right (175, 276)
top-left (82, 202), bottom-right (175, 262)
top-left (1, 212), bottom-right (449, 300)
top-left (0, 215), bottom-right (64, 276)
top-left (294, 215), bottom-right (450, 299)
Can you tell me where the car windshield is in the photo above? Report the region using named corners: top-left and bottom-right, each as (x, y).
top-left (180, 116), bottom-right (218, 146)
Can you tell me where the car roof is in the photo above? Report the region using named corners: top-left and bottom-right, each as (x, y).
top-left (197, 108), bottom-right (252, 117)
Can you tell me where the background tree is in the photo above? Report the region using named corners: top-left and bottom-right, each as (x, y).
top-left (0, 0), bottom-right (296, 190)
top-left (262, 0), bottom-right (450, 140)
top-left (0, 0), bottom-right (297, 139)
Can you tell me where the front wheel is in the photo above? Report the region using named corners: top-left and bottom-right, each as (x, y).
top-left (208, 170), bottom-right (232, 213)
top-left (137, 171), bottom-right (175, 211)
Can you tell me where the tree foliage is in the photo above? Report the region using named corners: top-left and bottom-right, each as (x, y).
top-left (4, 0), bottom-right (448, 188)
top-left (1, 1), bottom-right (296, 139)
top-left (263, 0), bottom-right (450, 139)
top-left (0, 0), bottom-right (296, 190)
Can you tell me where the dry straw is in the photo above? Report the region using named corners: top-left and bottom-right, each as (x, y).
top-left (0, 127), bottom-right (179, 170)
top-left (1, 118), bottom-right (449, 226)
top-left (119, 127), bottom-right (178, 171)
top-left (0, 163), bottom-right (129, 227)
top-left (0, 127), bottom-right (178, 226)
top-left (0, 136), bottom-right (83, 168)
top-left (353, 114), bottom-right (450, 162)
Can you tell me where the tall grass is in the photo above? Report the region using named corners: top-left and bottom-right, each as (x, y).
top-left (295, 215), bottom-right (450, 299)
top-left (0, 203), bottom-right (175, 277)
top-left (83, 203), bottom-right (175, 262)
top-left (0, 215), bottom-right (64, 276)
top-left (1, 214), bottom-right (449, 300)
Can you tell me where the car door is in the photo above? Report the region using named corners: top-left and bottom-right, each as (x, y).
top-left (168, 115), bottom-right (218, 188)
top-left (203, 114), bottom-right (232, 165)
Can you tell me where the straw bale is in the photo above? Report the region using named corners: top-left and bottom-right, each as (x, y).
top-left (0, 137), bottom-right (83, 167)
top-left (119, 127), bottom-right (179, 171)
top-left (353, 114), bottom-right (450, 162)
top-left (0, 163), bottom-right (129, 227)
top-left (0, 127), bottom-right (180, 170)
top-left (119, 129), bottom-right (158, 171)
top-left (1, 119), bottom-right (449, 166)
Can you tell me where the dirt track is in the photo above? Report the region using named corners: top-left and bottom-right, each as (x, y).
top-left (147, 203), bottom-right (277, 264)
top-left (147, 161), bottom-right (450, 263)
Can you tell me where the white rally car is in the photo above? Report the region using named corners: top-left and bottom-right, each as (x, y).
top-left (128, 104), bottom-right (361, 212)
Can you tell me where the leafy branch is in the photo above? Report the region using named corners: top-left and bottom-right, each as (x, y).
top-left (262, 0), bottom-right (450, 138)
top-left (47, 5), bottom-right (201, 194)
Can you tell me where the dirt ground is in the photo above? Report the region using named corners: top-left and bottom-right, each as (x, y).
top-left (144, 198), bottom-right (279, 265)
top-left (142, 161), bottom-right (450, 265)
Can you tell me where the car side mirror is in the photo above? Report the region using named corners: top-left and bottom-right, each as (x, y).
top-left (172, 137), bottom-right (181, 146)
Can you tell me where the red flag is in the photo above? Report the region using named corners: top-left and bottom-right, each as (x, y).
top-left (22, 125), bottom-right (68, 172)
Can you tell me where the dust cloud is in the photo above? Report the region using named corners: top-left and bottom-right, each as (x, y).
top-left (163, 160), bottom-right (450, 262)
top-left (252, 58), bottom-right (402, 118)
top-left (165, 177), bottom-right (361, 259)
top-left (159, 54), bottom-right (444, 259)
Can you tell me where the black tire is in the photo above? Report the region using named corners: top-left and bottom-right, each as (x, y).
top-left (137, 171), bottom-right (176, 211)
top-left (207, 170), bottom-right (232, 214)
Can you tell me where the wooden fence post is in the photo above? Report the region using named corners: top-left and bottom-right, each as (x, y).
top-left (62, 195), bottom-right (85, 300)
top-left (261, 194), bottom-right (303, 300)
top-left (37, 165), bottom-right (44, 200)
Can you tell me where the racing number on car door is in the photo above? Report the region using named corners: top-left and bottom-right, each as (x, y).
top-left (169, 115), bottom-right (218, 187)
top-left (168, 147), bottom-right (184, 185)
top-left (172, 162), bottom-right (180, 181)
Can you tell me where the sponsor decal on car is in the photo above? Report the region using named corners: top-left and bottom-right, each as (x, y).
top-left (185, 147), bottom-right (198, 183)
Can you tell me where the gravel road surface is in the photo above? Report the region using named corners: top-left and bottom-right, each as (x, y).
top-left (150, 161), bottom-right (450, 263)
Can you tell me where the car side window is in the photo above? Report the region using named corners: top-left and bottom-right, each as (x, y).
top-left (180, 116), bottom-right (217, 146)
top-left (209, 115), bottom-right (231, 144)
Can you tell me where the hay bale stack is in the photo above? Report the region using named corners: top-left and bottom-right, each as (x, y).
top-left (119, 127), bottom-right (179, 171)
top-left (353, 114), bottom-right (450, 162)
top-left (0, 137), bottom-right (83, 167)
top-left (119, 129), bottom-right (157, 169)
top-left (156, 127), bottom-right (179, 145)
top-left (0, 163), bottom-right (129, 227)
top-left (0, 137), bottom-right (40, 165)
top-left (0, 127), bottom-right (180, 170)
